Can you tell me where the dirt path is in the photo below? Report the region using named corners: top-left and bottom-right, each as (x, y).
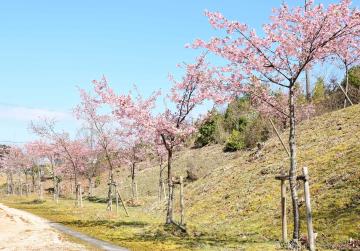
top-left (0, 203), bottom-right (86, 251)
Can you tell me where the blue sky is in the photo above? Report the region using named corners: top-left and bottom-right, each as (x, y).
top-left (0, 0), bottom-right (357, 144)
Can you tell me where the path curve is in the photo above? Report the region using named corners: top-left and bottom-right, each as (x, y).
top-left (0, 203), bottom-right (128, 251)
top-left (49, 222), bottom-right (128, 251)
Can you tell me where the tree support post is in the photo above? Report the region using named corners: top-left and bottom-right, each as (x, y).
top-left (166, 178), bottom-right (174, 224)
top-left (26, 184), bottom-right (29, 196)
top-left (170, 176), bottom-right (186, 232)
top-left (116, 190), bottom-right (129, 216)
top-left (336, 82), bottom-right (354, 106)
top-left (56, 182), bottom-right (60, 204)
top-left (79, 183), bottom-right (83, 208)
top-left (276, 174), bottom-right (289, 244)
top-left (107, 182), bottom-right (113, 211)
top-left (281, 179), bottom-right (287, 243)
top-left (135, 181), bottom-right (138, 202)
top-left (115, 183), bottom-right (119, 214)
top-left (179, 176), bottom-right (185, 225)
top-left (40, 182), bottom-right (43, 200)
top-left (269, 118), bottom-right (290, 157)
top-left (75, 183), bottom-right (79, 207)
top-left (303, 167), bottom-right (315, 251)
top-left (276, 169), bottom-right (315, 250)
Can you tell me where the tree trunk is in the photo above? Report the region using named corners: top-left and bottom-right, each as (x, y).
top-left (158, 157), bottom-right (164, 201)
top-left (305, 70), bottom-right (311, 102)
top-left (131, 163), bottom-right (136, 200)
top-left (6, 173), bottom-right (11, 194)
top-left (31, 169), bottom-right (36, 193)
top-left (38, 168), bottom-right (42, 199)
top-left (79, 183), bottom-right (83, 208)
top-left (88, 177), bottom-right (94, 197)
top-left (304, 1), bottom-right (311, 103)
top-left (70, 178), bottom-right (74, 195)
top-left (56, 182), bottom-right (60, 203)
top-left (74, 169), bottom-right (78, 202)
top-left (18, 172), bottom-right (22, 196)
top-left (51, 163), bottom-right (57, 201)
top-left (107, 166), bottom-right (113, 211)
top-left (25, 173), bottom-right (29, 196)
top-left (10, 172), bottom-right (14, 195)
top-left (166, 149), bottom-right (173, 224)
top-left (289, 85), bottom-right (300, 247)
top-left (104, 153), bottom-right (115, 211)
top-left (344, 64), bottom-right (349, 108)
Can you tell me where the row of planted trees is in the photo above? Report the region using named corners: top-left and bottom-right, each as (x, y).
top-left (0, 0), bottom-right (359, 248)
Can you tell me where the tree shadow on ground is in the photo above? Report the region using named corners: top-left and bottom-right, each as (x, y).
top-left (119, 232), bottom-right (261, 250)
top-left (57, 219), bottom-right (148, 228)
top-left (110, 223), bottom-right (262, 250)
top-left (20, 199), bottom-right (46, 205)
top-left (56, 219), bottom-right (264, 249)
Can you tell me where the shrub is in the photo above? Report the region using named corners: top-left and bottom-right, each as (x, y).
top-left (312, 77), bottom-right (326, 103)
top-left (224, 130), bottom-right (245, 152)
top-left (244, 116), bottom-right (270, 148)
top-left (194, 111), bottom-right (228, 147)
top-left (194, 119), bottom-right (216, 148)
top-left (347, 65), bottom-right (360, 88)
top-left (223, 97), bottom-right (251, 132)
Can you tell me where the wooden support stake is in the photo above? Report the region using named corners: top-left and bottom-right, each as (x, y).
top-left (269, 118), bottom-right (290, 157)
top-left (115, 184), bottom-right (119, 214)
top-left (281, 179), bottom-right (287, 243)
top-left (107, 182), bottom-right (113, 211)
top-left (169, 178), bottom-right (174, 223)
top-left (79, 183), bottom-right (83, 208)
top-left (75, 184), bottom-right (79, 207)
top-left (336, 82), bottom-right (354, 106)
top-left (19, 177), bottom-right (23, 197)
top-left (117, 190), bottom-right (129, 216)
top-left (135, 181), bottom-right (138, 202)
top-left (179, 176), bottom-right (185, 225)
top-left (71, 183), bottom-right (74, 195)
top-left (56, 183), bottom-right (60, 204)
top-left (163, 181), bottom-right (167, 200)
top-left (40, 182), bottom-right (43, 200)
top-left (26, 184), bottom-right (29, 196)
top-left (303, 167), bottom-right (315, 251)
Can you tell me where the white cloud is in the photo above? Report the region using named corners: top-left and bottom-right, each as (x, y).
top-left (0, 105), bottom-right (72, 122)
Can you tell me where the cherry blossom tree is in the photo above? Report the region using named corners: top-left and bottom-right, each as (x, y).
top-left (30, 119), bottom-right (89, 203)
top-left (79, 129), bottom-right (104, 197)
top-left (2, 146), bottom-right (28, 195)
top-left (190, 0), bottom-right (359, 245)
top-left (90, 76), bottom-right (159, 208)
top-left (74, 86), bottom-right (121, 210)
top-left (155, 55), bottom-right (220, 224)
top-left (25, 141), bottom-right (49, 199)
top-left (25, 140), bottom-right (61, 201)
top-left (0, 145), bottom-right (11, 193)
top-left (0, 145), bottom-right (9, 168)
top-left (247, 80), bottom-right (315, 128)
top-left (121, 138), bottom-right (149, 202)
top-left (332, 35), bottom-right (360, 107)
top-left (154, 143), bottom-right (167, 202)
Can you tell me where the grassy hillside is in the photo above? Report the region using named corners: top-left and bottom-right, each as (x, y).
top-left (1, 105), bottom-right (359, 250)
top-left (108, 104), bottom-right (360, 249)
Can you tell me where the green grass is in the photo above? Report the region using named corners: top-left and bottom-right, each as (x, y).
top-left (1, 105), bottom-right (360, 250)
top-left (0, 195), bottom-right (279, 250)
